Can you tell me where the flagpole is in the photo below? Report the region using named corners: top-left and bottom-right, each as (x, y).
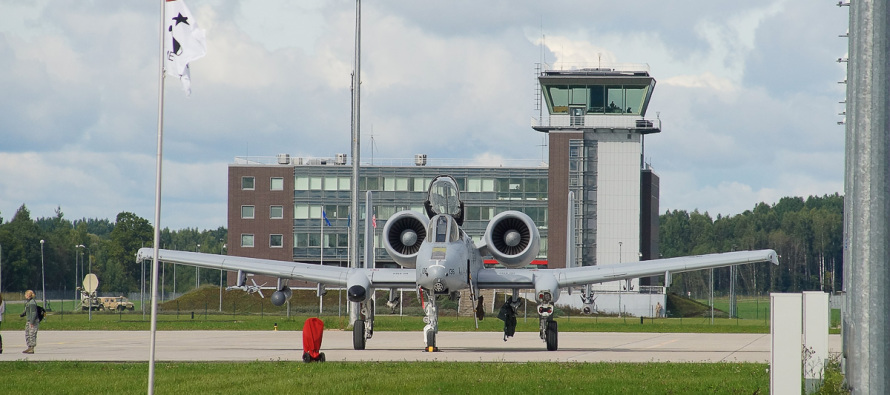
top-left (320, 211), bottom-right (324, 266)
top-left (148, 0), bottom-right (166, 392)
top-left (348, 0), bottom-right (362, 328)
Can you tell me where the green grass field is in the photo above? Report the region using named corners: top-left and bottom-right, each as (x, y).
top-left (0, 361), bottom-right (771, 394)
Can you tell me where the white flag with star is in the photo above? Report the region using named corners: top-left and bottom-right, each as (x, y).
top-left (165, 0), bottom-right (206, 95)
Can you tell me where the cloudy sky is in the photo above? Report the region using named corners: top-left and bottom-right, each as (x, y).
top-left (0, 0), bottom-right (848, 230)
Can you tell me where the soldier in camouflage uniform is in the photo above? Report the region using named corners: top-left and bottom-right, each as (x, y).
top-left (20, 290), bottom-right (38, 354)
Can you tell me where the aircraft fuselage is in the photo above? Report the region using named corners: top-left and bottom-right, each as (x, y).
top-left (414, 214), bottom-right (484, 295)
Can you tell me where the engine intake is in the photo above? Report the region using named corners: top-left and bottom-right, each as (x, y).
top-left (383, 211), bottom-right (429, 268)
top-left (484, 211), bottom-right (540, 268)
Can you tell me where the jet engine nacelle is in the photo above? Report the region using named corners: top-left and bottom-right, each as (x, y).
top-left (347, 271), bottom-right (372, 303)
top-left (483, 211), bottom-right (541, 268)
top-left (382, 210), bottom-right (429, 268)
top-left (270, 286), bottom-right (293, 307)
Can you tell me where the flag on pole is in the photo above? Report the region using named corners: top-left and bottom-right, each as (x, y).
top-left (372, 214), bottom-right (377, 229)
top-left (322, 210), bottom-right (332, 226)
top-left (165, 0), bottom-right (206, 95)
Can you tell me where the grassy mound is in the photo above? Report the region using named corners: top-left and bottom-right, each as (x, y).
top-left (666, 293), bottom-right (727, 318)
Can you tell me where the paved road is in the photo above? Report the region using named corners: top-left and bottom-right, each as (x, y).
top-left (0, 330), bottom-right (842, 363)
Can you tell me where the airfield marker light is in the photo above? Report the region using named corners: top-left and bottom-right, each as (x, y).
top-left (274, 323), bottom-right (278, 331)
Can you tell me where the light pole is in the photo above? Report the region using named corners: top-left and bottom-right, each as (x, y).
top-left (40, 239), bottom-right (46, 309)
top-left (195, 244), bottom-right (201, 289)
top-left (0, 243), bottom-right (3, 297)
top-left (618, 241), bottom-right (623, 317)
top-left (76, 244), bottom-right (85, 308)
top-left (219, 241), bottom-right (226, 312)
top-left (87, 245), bottom-right (93, 321)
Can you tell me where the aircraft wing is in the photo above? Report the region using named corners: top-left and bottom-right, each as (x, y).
top-left (475, 249), bottom-right (779, 288)
top-left (135, 248), bottom-right (416, 288)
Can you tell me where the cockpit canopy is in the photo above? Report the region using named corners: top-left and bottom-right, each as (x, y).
top-left (429, 215), bottom-right (461, 243)
top-left (426, 176), bottom-right (461, 217)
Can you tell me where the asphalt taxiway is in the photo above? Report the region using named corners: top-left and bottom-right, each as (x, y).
top-left (0, 330), bottom-right (842, 363)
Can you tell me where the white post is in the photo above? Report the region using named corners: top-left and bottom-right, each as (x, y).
top-left (803, 292), bottom-right (829, 394)
top-left (771, 293), bottom-right (802, 395)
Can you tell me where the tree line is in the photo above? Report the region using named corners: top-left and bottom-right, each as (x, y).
top-left (0, 205), bottom-right (226, 296)
top-left (660, 194), bottom-right (843, 298)
top-left (0, 193), bottom-right (844, 297)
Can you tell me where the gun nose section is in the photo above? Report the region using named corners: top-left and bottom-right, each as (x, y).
top-left (427, 265), bottom-right (447, 293)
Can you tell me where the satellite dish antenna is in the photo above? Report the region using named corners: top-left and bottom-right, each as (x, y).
top-left (83, 273), bottom-right (99, 294)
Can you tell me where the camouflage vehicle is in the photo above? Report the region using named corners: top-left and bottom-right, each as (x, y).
top-left (97, 296), bottom-right (135, 311)
top-left (80, 296), bottom-right (102, 311)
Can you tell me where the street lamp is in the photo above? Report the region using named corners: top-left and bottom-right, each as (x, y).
top-left (40, 240), bottom-right (46, 309)
top-left (195, 244), bottom-right (201, 289)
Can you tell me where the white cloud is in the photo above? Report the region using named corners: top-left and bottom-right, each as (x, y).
top-left (0, 0), bottom-right (848, 229)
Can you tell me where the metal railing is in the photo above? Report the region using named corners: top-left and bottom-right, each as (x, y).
top-left (533, 114), bottom-right (662, 131)
top-left (234, 156), bottom-right (547, 168)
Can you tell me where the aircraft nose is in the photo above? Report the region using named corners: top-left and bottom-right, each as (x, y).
top-left (427, 265), bottom-right (447, 292)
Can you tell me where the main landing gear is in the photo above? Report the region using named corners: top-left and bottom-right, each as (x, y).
top-left (352, 299), bottom-right (375, 350)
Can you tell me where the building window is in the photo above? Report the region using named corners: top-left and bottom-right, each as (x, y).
top-left (295, 204), bottom-right (309, 219)
top-left (241, 205), bottom-right (255, 219)
top-left (241, 234), bottom-right (254, 248)
top-left (270, 177), bottom-right (284, 191)
top-left (241, 176), bottom-right (255, 190)
top-left (270, 205), bottom-right (283, 219)
top-left (338, 177), bottom-right (351, 190)
top-left (324, 177), bottom-right (338, 191)
top-left (413, 178), bottom-right (430, 192)
top-left (295, 176), bottom-right (310, 190)
top-left (270, 234), bottom-right (283, 248)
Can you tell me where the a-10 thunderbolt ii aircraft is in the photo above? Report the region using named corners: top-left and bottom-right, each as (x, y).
top-left (137, 175), bottom-right (778, 352)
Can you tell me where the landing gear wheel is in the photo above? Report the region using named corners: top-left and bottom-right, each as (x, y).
top-left (319, 352), bottom-right (325, 362)
top-left (545, 320), bottom-right (558, 351)
top-left (425, 330), bottom-right (437, 351)
top-left (353, 320), bottom-right (366, 350)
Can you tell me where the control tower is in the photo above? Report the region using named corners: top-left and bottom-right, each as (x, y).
top-left (534, 65), bottom-right (661, 290)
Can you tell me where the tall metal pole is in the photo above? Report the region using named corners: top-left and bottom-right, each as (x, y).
top-left (348, 0), bottom-right (362, 327)
top-left (88, 249), bottom-right (92, 322)
top-left (148, 0), bottom-right (167, 391)
top-left (710, 268), bottom-right (714, 325)
top-left (40, 240), bottom-right (46, 309)
top-left (195, 244), bottom-right (200, 289)
top-left (844, 1), bottom-right (890, 392)
top-left (219, 242), bottom-right (225, 312)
